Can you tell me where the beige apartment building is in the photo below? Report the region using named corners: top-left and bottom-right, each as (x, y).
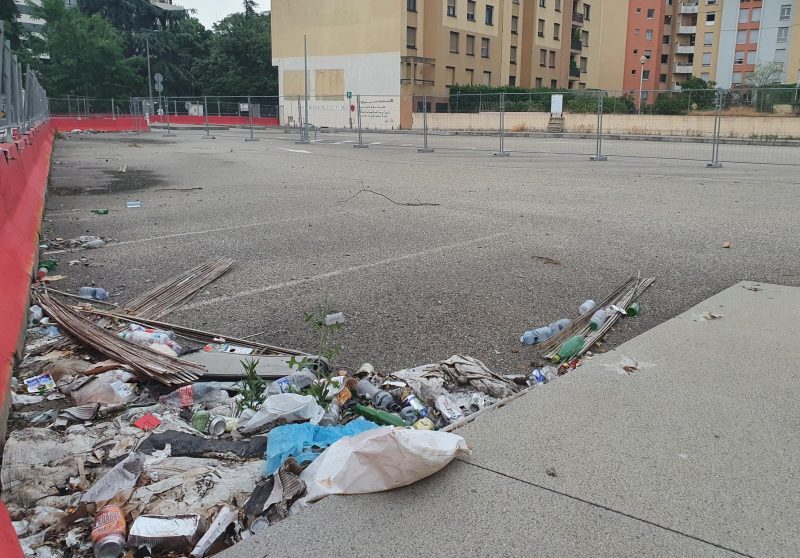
top-left (271, 0), bottom-right (628, 127)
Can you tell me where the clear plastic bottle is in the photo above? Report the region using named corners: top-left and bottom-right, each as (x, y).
top-left (119, 330), bottom-right (182, 354)
top-left (548, 318), bottom-right (572, 333)
top-left (520, 326), bottom-right (553, 345)
top-left (356, 379), bottom-right (399, 411)
top-left (159, 382), bottom-right (228, 407)
top-left (579, 300), bottom-right (596, 315)
top-left (589, 308), bottom-right (608, 331)
top-left (79, 287), bottom-right (109, 301)
top-left (266, 369), bottom-right (317, 395)
top-left (28, 305), bottom-right (43, 326)
top-left (319, 401), bottom-right (341, 426)
top-left (541, 365), bottom-right (559, 382)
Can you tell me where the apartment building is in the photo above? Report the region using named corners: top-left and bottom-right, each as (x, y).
top-left (271, 0), bottom-right (627, 126)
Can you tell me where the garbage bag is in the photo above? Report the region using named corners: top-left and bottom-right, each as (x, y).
top-left (265, 419), bottom-right (380, 476)
top-left (296, 427), bottom-right (470, 505)
top-left (239, 393), bottom-right (325, 433)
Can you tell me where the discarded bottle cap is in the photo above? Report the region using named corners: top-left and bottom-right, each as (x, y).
top-left (355, 363), bottom-right (375, 377)
top-left (250, 517), bottom-right (269, 534)
top-left (323, 312), bottom-right (345, 326)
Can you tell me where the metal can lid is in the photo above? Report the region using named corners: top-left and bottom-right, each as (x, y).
top-left (95, 533), bottom-right (126, 558)
top-left (209, 416), bottom-right (227, 436)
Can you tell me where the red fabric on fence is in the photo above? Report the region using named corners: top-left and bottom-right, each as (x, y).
top-left (151, 114), bottom-right (280, 127)
top-left (0, 123), bottom-right (53, 558)
top-left (51, 115), bottom-right (148, 132)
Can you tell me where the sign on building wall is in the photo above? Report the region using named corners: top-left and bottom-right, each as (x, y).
top-left (550, 94), bottom-right (563, 115)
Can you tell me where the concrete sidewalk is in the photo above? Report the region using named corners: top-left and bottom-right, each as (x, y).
top-left (221, 281), bottom-right (800, 557)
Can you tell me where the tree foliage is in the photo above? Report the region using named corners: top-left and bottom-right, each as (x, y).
top-left (746, 62), bottom-right (785, 88)
top-left (31, 0), bottom-right (140, 98)
top-left (194, 12), bottom-right (277, 96)
top-left (77, 0), bottom-right (188, 33)
top-left (0, 0), bottom-right (23, 49)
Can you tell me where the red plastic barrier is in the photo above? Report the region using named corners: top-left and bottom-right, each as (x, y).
top-left (152, 114), bottom-right (280, 127)
top-left (51, 115), bottom-right (148, 132)
top-left (0, 122), bottom-right (52, 558)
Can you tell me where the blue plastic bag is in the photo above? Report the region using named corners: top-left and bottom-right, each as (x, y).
top-left (265, 418), bottom-right (380, 475)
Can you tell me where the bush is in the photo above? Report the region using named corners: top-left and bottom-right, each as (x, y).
top-left (653, 94), bottom-right (687, 115)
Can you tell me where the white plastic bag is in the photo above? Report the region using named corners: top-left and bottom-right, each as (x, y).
top-left (296, 427), bottom-right (470, 505)
top-left (239, 393), bottom-right (324, 433)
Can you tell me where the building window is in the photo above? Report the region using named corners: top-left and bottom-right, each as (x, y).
top-left (481, 37), bottom-right (490, 57)
top-left (663, 35), bottom-right (670, 44)
top-left (631, 69), bottom-right (637, 75)
top-left (645, 29), bottom-right (653, 40)
top-left (732, 71), bottom-right (743, 84)
top-left (539, 0), bottom-right (545, 7)
top-left (447, 0), bottom-right (456, 17)
top-left (407, 0), bottom-right (416, 12)
top-left (661, 54), bottom-right (668, 63)
top-left (745, 50), bottom-right (756, 65)
top-left (647, 8), bottom-right (655, 18)
top-left (736, 30), bottom-right (746, 44)
top-left (701, 72), bottom-right (710, 80)
top-left (483, 71), bottom-right (491, 86)
top-left (510, 46), bottom-right (517, 64)
top-left (644, 50), bottom-right (652, 60)
top-left (581, 30), bottom-right (589, 45)
top-left (705, 13), bottom-right (715, 25)
top-left (538, 19), bottom-right (545, 37)
top-left (583, 4), bottom-right (591, 20)
top-left (485, 4), bottom-right (494, 25)
top-left (633, 48), bottom-right (638, 54)
top-left (643, 69), bottom-right (650, 80)
top-left (751, 7), bottom-right (761, 22)
top-left (704, 32), bottom-right (713, 46)
top-left (548, 50), bottom-right (556, 67)
top-left (467, 0), bottom-right (476, 21)
top-left (555, 0), bottom-right (561, 11)
top-left (554, 22), bottom-right (560, 39)
top-left (777, 27), bottom-right (788, 43)
top-left (749, 29), bottom-right (759, 43)
top-left (450, 31), bottom-right (459, 53)
top-left (635, 28), bottom-right (640, 35)
top-left (551, 79), bottom-right (558, 88)
top-left (466, 34), bottom-right (475, 55)
top-left (509, 75), bottom-right (516, 86)
top-left (579, 56), bottom-right (587, 71)
top-left (406, 26), bottom-right (417, 48)
top-left (734, 50), bottom-right (745, 64)
top-left (738, 8), bottom-right (749, 23)
top-left (780, 5), bottom-right (791, 21)
top-left (775, 49), bottom-right (787, 64)
top-left (512, 16), bottom-right (518, 34)
top-left (641, 91), bottom-right (648, 101)
top-left (702, 52), bottom-right (711, 66)
top-left (539, 48), bottom-right (547, 67)
top-left (535, 77), bottom-right (543, 87)
top-left (659, 73), bottom-right (667, 83)
top-left (665, 15), bottom-right (672, 25)
top-left (446, 66), bottom-right (455, 86)
top-left (466, 68), bottom-right (474, 84)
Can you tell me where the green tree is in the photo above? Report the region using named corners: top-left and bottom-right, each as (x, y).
top-left (31, 0), bottom-right (141, 98)
top-left (0, 0), bottom-right (23, 49)
top-left (681, 75), bottom-right (716, 109)
top-left (139, 18), bottom-right (212, 96)
top-left (77, 0), bottom-right (188, 33)
top-left (194, 12), bottom-right (276, 96)
top-left (243, 0), bottom-right (259, 18)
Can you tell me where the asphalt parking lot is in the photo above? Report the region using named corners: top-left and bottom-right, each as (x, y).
top-left (43, 129), bottom-right (800, 374)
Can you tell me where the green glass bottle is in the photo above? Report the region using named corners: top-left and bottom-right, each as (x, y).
top-left (626, 302), bottom-right (641, 317)
top-left (354, 404), bottom-right (407, 426)
top-left (552, 335), bottom-right (585, 364)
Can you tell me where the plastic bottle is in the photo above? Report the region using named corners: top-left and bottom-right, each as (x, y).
top-left (626, 302), bottom-right (641, 317)
top-left (92, 505), bottom-right (126, 558)
top-left (28, 305), bottom-right (43, 326)
top-left (319, 401), bottom-right (341, 427)
top-left (128, 324), bottom-right (175, 339)
top-left (548, 318), bottom-right (572, 333)
top-left (127, 200), bottom-right (143, 209)
top-left (520, 326), bottom-right (553, 345)
top-left (357, 380), bottom-right (399, 412)
top-left (552, 335), bottom-right (585, 364)
top-left (354, 404), bottom-right (407, 426)
top-left (355, 379), bottom-right (379, 398)
top-left (266, 369), bottom-right (317, 395)
top-left (82, 239), bottom-right (106, 249)
top-left (159, 382), bottom-right (228, 407)
top-left (119, 331), bottom-right (182, 354)
top-left (402, 392), bottom-right (429, 418)
top-left (79, 287), bottom-right (109, 301)
top-left (579, 300), bottom-right (596, 315)
top-left (529, 368), bottom-right (547, 386)
top-left (589, 308), bottom-right (608, 331)
top-left (541, 365), bottom-right (559, 382)
top-left (399, 407), bottom-right (419, 423)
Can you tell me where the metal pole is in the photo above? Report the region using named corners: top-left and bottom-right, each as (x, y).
top-left (418, 95), bottom-right (434, 152)
top-left (298, 35), bottom-right (311, 144)
top-left (638, 64), bottom-right (644, 114)
top-left (591, 92), bottom-right (607, 161)
top-left (163, 96), bottom-right (175, 137)
top-left (707, 89), bottom-right (723, 168)
top-left (246, 95), bottom-right (259, 142)
top-left (494, 92), bottom-right (509, 157)
top-left (111, 98), bottom-right (116, 120)
top-left (146, 36), bottom-right (153, 118)
top-left (354, 94), bottom-right (368, 148)
top-left (202, 95), bottom-right (215, 139)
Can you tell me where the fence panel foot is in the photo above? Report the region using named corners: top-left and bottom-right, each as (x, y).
top-left (493, 152), bottom-right (510, 157)
top-left (590, 155), bottom-right (608, 161)
top-left (706, 162), bottom-right (723, 168)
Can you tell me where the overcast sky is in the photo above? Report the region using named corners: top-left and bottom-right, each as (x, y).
top-left (179, 0), bottom-right (272, 29)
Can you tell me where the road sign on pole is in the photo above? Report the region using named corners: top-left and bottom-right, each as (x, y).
top-left (154, 73), bottom-right (163, 84)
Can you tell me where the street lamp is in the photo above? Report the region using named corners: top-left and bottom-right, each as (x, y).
top-left (638, 55), bottom-right (647, 114)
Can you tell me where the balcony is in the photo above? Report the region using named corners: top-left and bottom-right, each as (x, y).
top-left (677, 25), bottom-right (697, 34)
top-left (675, 44), bottom-right (695, 54)
top-left (400, 78), bottom-right (435, 86)
top-left (572, 12), bottom-right (584, 26)
top-left (674, 63), bottom-right (694, 74)
top-left (569, 66), bottom-right (581, 79)
top-left (571, 39), bottom-right (583, 52)
top-left (680, 2), bottom-right (699, 14)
